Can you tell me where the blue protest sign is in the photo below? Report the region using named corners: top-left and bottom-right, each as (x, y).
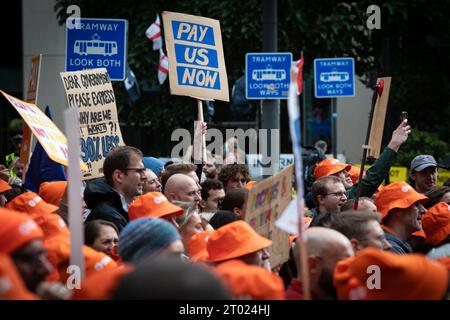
top-left (162, 12), bottom-right (229, 101)
top-left (245, 53), bottom-right (292, 100)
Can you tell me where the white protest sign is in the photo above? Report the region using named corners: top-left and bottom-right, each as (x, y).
top-left (65, 107), bottom-right (85, 278)
top-left (162, 11), bottom-right (229, 101)
top-left (60, 68), bottom-right (124, 180)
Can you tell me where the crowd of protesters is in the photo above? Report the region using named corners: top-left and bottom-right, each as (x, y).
top-left (1, 118), bottom-right (450, 300)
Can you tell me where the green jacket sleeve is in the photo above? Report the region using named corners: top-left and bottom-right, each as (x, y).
top-left (348, 147), bottom-right (397, 199)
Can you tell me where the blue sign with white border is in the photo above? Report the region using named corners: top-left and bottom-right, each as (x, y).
top-left (246, 53), bottom-right (292, 100)
top-left (314, 58), bottom-right (355, 98)
top-left (66, 18), bottom-right (128, 81)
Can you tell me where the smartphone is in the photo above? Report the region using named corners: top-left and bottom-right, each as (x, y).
top-left (400, 111), bottom-right (408, 122)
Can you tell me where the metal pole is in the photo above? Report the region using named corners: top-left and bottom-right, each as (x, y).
top-left (331, 98), bottom-right (337, 158)
top-left (261, 0), bottom-right (279, 178)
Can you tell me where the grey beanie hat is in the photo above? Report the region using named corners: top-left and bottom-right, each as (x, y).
top-left (119, 217), bottom-right (180, 263)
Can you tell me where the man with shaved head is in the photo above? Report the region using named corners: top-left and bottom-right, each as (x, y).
top-left (164, 173), bottom-right (201, 208)
top-left (286, 227), bottom-right (354, 300)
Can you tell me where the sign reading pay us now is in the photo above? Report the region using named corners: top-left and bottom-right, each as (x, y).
top-left (162, 11), bottom-right (229, 101)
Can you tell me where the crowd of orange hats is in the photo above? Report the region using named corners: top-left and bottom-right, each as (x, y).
top-left (1, 151), bottom-right (450, 301)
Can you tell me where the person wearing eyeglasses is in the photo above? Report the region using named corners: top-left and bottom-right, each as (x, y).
top-left (308, 176), bottom-right (348, 227)
top-left (84, 146), bottom-right (147, 231)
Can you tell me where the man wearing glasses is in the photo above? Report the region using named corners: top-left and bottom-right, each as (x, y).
top-left (85, 146), bottom-right (147, 231)
top-left (308, 176), bottom-right (348, 226)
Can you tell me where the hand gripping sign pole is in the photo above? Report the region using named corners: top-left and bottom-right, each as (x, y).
top-left (197, 100), bottom-right (207, 162)
top-left (353, 77), bottom-right (391, 209)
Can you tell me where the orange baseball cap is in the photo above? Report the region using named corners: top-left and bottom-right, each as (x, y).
top-left (334, 247), bottom-right (449, 300)
top-left (187, 230), bottom-right (214, 262)
top-left (72, 264), bottom-right (134, 300)
top-left (128, 192), bottom-right (183, 221)
top-left (0, 208), bottom-right (43, 254)
top-left (0, 179), bottom-right (12, 193)
top-left (0, 254), bottom-right (39, 300)
top-left (375, 182), bottom-right (428, 219)
top-left (6, 192), bottom-right (59, 216)
top-left (313, 158), bottom-right (351, 180)
top-left (213, 259), bottom-right (285, 300)
top-left (422, 202), bottom-right (450, 246)
top-left (39, 181), bottom-right (67, 206)
top-left (206, 220), bottom-right (272, 262)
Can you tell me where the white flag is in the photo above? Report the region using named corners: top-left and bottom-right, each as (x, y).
top-left (158, 49), bottom-right (169, 85)
top-left (145, 15), bottom-right (162, 50)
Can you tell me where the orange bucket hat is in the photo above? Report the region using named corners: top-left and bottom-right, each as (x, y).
top-left (128, 192), bottom-right (183, 221)
top-left (422, 202), bottom-right (450, 246)
top-left (206, 220), bottom-right (272, 262)
top-left (6, 192), bottom-right (59, 216)
top-left (0, 179), bottom-right (12, 193)
top-left (334, 247), bottom-right (449, 300)
top-left (313, 158), bottom-right (351, 180)
top-left (0, 254), bottom-right (39, 300)
top-left (0, 208), bottom-right (43, 254)
top-left (375, 182), bottom-right (428, 219)
top-left (39, 181), bottom-right (67, 206)
top-left (187, 230), bottom-right (214, 262)
top-left (33, 213), bottom-right (70, 240)
top-left (213, 259), bottom-right (285, 300)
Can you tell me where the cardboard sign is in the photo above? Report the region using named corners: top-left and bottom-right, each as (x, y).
top-left (1, 90), bottom-right (69, 166)
top-left (367, 77), bottom-right (392, 158)
top-left (60, 68), bottom-right (124, 180)
top-left (243, 165), bottom-right (293, 267)
top-left (20, 55), bottom-right (42, 167)
top-left (162, 11), bottom-right (229, 102)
